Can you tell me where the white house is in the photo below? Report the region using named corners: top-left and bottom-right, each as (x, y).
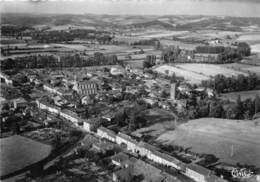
top-left (97, 127), bottom-right (116, 142)
top-left (82, 120), bottom-right (92, 132)
top-left (116, 133), bottom-right (138, 152)
top-left (185, 163), bottom-right (211, 182)
top-left (60, 109), bottom-right (79, 124)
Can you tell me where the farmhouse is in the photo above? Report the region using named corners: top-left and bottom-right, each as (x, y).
top-left (97, 126), bottom-right (116, 142)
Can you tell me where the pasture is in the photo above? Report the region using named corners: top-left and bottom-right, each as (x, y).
top-left (220, 90), bottom-right (260, 102)
top-left (156, 118), bottom-right (260, 167)
top-left (154, 65), bottom-right (210, 84)
top-left (0, 135), bottom-right (52, 177)
top-left (175, 63), bottom-right (248, 77)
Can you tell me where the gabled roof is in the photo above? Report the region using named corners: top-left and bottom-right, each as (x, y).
top-left (117, 132), bottom-right (138, 145)
top-left (152, 149), bottom-right (181, 165)
top-left (138, 141), bottom-right (157, 153)
top-left (186, 163), bottom-right (212, 176)
top-left (98, 126), bottom-right (116, 138)
top-left (111, 152), bottom-right (129, 163)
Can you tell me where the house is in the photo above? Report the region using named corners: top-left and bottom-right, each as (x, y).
top-left (150, 150), bottom-right (182, 170)
top-left (111, 152), bottom-right (130, 168)
top-left (43, 84), bottom-right (63, 96)
top-left (142, 97), bottom-right (157, 106)
top-left (97, 126), bottom-right (116, 142)
top-left (36, 100), bottom-right (60, 115)
top-left (81, 95), bottom-right (94, 105)
top-left (53, 95), bottom-right (67, 107)
top-left (82, 120), bottom-right (93, 132)
top-left (116, 132), bottom-right (138, 152)
top-left (102, 112), bottom-right (114, 122)
top-left (178, 84), bottom-right (191, 95)
top-left (185, 163), bottom-right (212, 182)
top-left (137, 141), bottom-right (157, 157)
top-left (12, 97), bottom-right (27, 109)
top-left (60, 109), bottom-right (79, 124)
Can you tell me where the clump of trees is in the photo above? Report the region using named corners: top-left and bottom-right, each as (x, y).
top-left (184, 94), bottom-right (260, 120)
top-left (201, 74), bottom-right (260, 93)
top-left (112, 101), bottom-right (148, 132)
top-left (31, 29), bottom-right (113, 44)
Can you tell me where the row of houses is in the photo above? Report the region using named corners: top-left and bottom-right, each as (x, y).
top-left (36, 99), bottom-right (227, 182)
top-left (36, 99), bottom-right (93, 132)
top-left (96, 127), bottom-right (227, 182)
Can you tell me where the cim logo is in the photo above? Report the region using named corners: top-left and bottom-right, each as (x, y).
top-left (231, 168), bottom-right (254, 179)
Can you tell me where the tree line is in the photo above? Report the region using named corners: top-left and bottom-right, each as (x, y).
top-left (182, 93), bottom-right (260, 120)
top-left (161, 42), bottom-right (251, 64)
top-left (1, 53), bottom-right (121, 70)
top-left (201, 73), bottom-right (260, 93)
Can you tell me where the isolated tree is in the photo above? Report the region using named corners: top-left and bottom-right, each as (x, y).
top-left (236, 95), bottom-right (244, 119)
top-left (255, 94), bottom-right (260, 114)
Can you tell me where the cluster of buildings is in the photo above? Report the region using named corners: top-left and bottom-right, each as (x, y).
top-left (35, 97), bottom-right (227, 182)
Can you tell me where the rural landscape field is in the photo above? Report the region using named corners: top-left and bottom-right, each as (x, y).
top-left (1, 1), bottom-right (260, 182)
top-left (157, 118), bottom-right (260, 167)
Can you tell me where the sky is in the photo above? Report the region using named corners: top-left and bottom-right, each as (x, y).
top-left (1, 0), bottom-right (260, 17)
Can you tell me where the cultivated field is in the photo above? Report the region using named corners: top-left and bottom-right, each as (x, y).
top-left (219, 62), bottom-right (260, 75)
top-left (0, 135), bottom-right (52, 177)
top-left (157, 118), bottom-right (260, 167)
top-left (154, 65), bottom-right (210, 84)
top-left (138, 31), bottom-right (188, 39)
top-left (175, 63), bottom-right (248, 78)
top-left (220, 90), bottom-right (260, 102)
top-left (160, 40), bottom-right (202, 50)
top-left (251, 44), bottom-right (260, 53)
top-left (241, 66), bottom-right (260, 75)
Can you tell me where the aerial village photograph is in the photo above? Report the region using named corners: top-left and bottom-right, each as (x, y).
top-left (0, 0), bottom-right (260, 182)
